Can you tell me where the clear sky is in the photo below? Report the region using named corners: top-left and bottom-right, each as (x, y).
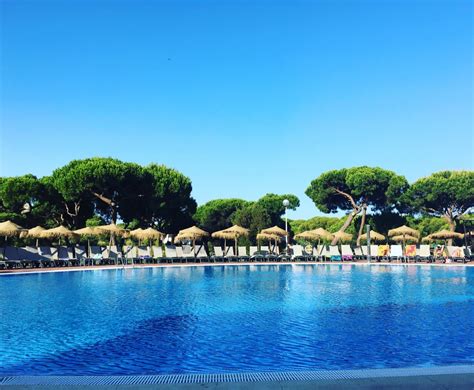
top-left (0, 0), bottom-right (472, 219)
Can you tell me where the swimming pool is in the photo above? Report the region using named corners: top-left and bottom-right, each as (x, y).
top-left (0, 265), bottom-right (473, 375)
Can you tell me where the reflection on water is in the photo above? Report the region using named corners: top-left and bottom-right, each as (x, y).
top-left (0, 265), bottom-right (473, 375)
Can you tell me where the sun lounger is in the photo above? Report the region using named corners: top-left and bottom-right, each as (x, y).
top-left (447, 246), bottom-right (465, 263)
top-left (135, 246), bottom-right (151, 264)
top-left (176, 246), bottom-right (194, 263)
top-left (404, 244), bottom-right (417, 263)
top-left (75, 245), bottom-right (88, 266)
top-left (195, 245), bottom-right (208, 263)
top-left (353, 246), bottom-right (364, 260)
top-left (376, 245), bottom-right (389, 261)
top-left (52, 246), bottom-right (71, 267)
top-left (152, 246), bottom-right (163, 263)
top-left (89, 246), bottom-right (105, 265)
top-left (292, 245), bottom-right (309, 261)
top-left (105, 246), bottom-right (122, 265)
top-left (260, 245), bottom-right (277, 262)
top-left (464, 247), bottom-right (473, 262)
top-left (224, 246), bottom-right (239, 262)
top-left (211, 246), bottom-right (225, 262)
top-left (163, 245), bottom-right (178, 263)
top-left (318, 245), bottom-right (330, 261)
top-left (238, 246), bottom-right (249, 262)
top-left (4, 247), bottom-right (23, 268)
top-left (328, 246), bottom-right (341, 261)
top-left (38, 246), bottom-right (57, 267)
top-left (341, 245), bottom-right (353, 261)
top-left (249, 246), bottom-right (264, 262)
top-left (417, 245), bottom-right (432, 263)
top-left (18, 247), bottom-right (35, 268)
top-left (389, 245), bottom-right (403, 262)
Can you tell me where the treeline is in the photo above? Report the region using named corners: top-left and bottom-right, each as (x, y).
top-left (0, 159), bottom-right (473, 244)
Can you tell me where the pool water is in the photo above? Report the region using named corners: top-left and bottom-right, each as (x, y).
top-left (0, 265), bottom-right (473, 375)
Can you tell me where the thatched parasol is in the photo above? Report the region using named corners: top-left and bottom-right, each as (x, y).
top-left (421, 234), bottom-right (433, 243)
top-left (96, 223), bottom-right (127, 236)
top-left (74, 227), bottom-right (100, 256)
top-left (0, 220), bottom-right (24, 237)
top-left (391, 234), bottom-right (418, 243)
top-left (332, 231), bottom-right (353, 243)
top-left (175, 226), bottom-right (209, 252)
top-left (308, 228), bottom-right (333, 240)
top-left (388, 225), bottom-right (420, 238)
top-left (294, 231), bottom-right (320, 241)
top-left (212, 225), bottom-right (249, 254)
top-left (430, 229), bottom-right (464, 240)
top-left (41, 225), bottom-right (77, 245)
top-left (359, 230), bottom-right (385, 242)
top-left (134, 227), bottom-right (163, 244)
top-left (96, 223), bottom-right (128, 249)
top-left (388, 225), bottom-right (420, 247)
top-left (25, 226), bottom-right (46, 246)
top-left (257, 232), bottom-right (281, 242)
top-left (261, 225), bottom-right (288, 237)
top-left (0, 220), bottom-right (25, 258)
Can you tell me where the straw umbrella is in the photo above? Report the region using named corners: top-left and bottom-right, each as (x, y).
top-left (0, 220), bottom-right (25, 258)
top-left (359, 230), bottom-right (385, 242)
top-left (175, 226), bottom-right (209, 252)
top-left (332, 231), bottom-right (353, 243)
top-left (27, 226), bottom-right (46, 247)
top-left (212, 230), bottom-right (238, 254)
top-left (74, 227), bottom-right (100, 257)
top-left (391, 234), bottom-right (419, 243)
top-left (256, 232), bottom-right (281, 251)
top-left (96, 223), bottom-right (127, 249)
top-left (294, 230), bottom-right (321, 241)
top-left (213, 225), bottom-right (249, 254)
top-left (134, 227), bottom-right (163, 245)
top-left (261, 225), bottom-right (288, 237)
top-left (41, 225), bottom-right (77, 245)
top-left (388, 225), bottom-right (420, 247)
top-left (429, 229), bottom-right (464, 247)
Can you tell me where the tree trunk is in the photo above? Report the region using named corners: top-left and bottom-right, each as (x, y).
top-left (444, 214), bottom-right (456, 246)
top-left (331, 209), bottom-right (360, 245)
top-left (356, 205), bottom-right (367, 246)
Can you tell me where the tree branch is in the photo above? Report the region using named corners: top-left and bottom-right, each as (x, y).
top-left (331, 187), bottom-right (359, 210)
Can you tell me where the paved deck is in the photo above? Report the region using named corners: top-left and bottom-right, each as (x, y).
top-left (1, 365), bottom-right (474, 389)
top-left (0, 260), bottom-right (472, 275)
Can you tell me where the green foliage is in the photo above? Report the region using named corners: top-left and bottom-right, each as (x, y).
top-left (405, 171), bottom-right (474, 225)
top-left (232, 202), bottom-right (272, 242)
top-left (194, 199), bottom-right (250, 232)
top-left (145, 164), bottom-right (197, 233)
top-left (0, 175), bottom-right (66, 228)
top-left (406, 216), bottom-right (449, 237)
top-left (305, 166), bottom-right (409, 213)
top-left (85, 215), bottom-right (106, 227)
top-left (256, 193), bottom-right (299, 226)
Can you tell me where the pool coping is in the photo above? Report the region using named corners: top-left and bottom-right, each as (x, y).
top-left (0, 260), bottom-right (472, 276)
top-left (1, 365), bottom-right (474, 386)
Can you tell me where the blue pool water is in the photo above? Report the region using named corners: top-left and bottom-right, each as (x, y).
top-left (0, 264), bottom-right (473, 375)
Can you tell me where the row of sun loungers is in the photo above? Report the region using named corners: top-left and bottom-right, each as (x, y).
top-left (0, 244), bottom-right (472, 269)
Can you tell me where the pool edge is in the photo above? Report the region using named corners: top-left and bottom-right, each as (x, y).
top-left (2, 364), bottom-right (474, 386)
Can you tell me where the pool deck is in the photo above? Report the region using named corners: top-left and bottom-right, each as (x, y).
top-left (1, 366), bottom-right (474, 389)
top-left (0, 260), bottom-right (472, 275)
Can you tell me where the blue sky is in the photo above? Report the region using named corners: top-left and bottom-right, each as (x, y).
top-left (1, 0), bottom-right (472, 219)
